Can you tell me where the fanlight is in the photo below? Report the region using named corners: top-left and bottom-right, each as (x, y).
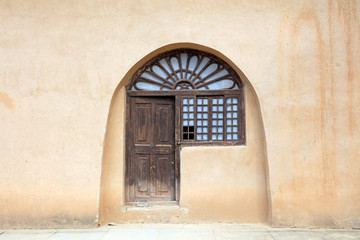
top-left (129, 49), bottom-right (242, 91)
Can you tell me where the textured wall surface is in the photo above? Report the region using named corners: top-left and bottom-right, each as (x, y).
top-left (0, 0), bottom-right (359, 228)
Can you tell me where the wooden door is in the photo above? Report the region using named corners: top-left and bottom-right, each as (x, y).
top-left (127, 97), bottom-right (175, 202)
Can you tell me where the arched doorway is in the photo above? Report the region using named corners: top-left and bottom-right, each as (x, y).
top-left (99, 43), bottom-right (270, 225)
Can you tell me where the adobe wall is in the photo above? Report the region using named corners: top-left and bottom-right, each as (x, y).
top-left (0, 0), bottom-right (359, 228)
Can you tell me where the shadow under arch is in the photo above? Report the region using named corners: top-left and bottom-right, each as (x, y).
top-left (98, 42), bottom-right (272, 225)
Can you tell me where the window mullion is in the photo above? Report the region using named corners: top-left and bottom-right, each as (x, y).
top-left (208, 97), bottom-right (213, 142)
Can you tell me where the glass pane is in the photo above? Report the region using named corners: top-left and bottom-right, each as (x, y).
top-left (233, 127), bottom-right (238, 132)
top-left (227, 106), bottom-right (232, 111)
top-left (204, 99), bottom-right (208, 104)
top-left (183, 113), bottom-right (188, 119)
top-left (197, 127), bottom-right (202, 133)
top-left (212, 135), bottom-right (217, 140)
top-left (197, 106), bottom-right (202, 111)
top-left (197, 135), bottom-right (202, 140)
top-left (218, 113), bottom-right (223, 118)
top-left (227, 134), bottom-right (232, 140)
top-left (218, 120), bottom-right (223, 125)
top-left (227, 120), bottom-right (232, 125)
top-left (197, 113), bottom-right (202, 119)
top-left (203, 113), bottom-right (208, 118)
top-left (183, 106), bottom-right (188, 111)
top-left (218, 127), bottom-right (223, 133)
top-left (203, 120), bottom-right (208, 126)
top-left (183, 98), bottom-right (188, 104)
top-left (227, 112), bottom-right (232, 118)
top-left (219, 106), bottom-right (223, 111)
top-left (226, 98), bottom-right (231, 104)
top-left (197, 120), bottom-right (202, 126)
top-left (233, 105), bottom-right (238, 111)
top-left (189, 98), bottom-right (194, 104)
top-left (189, 120), bottom-right (194, 125)
top-left (233, 120), bottom-right (238, 125)
top-left (213, 98), bottom-right (218, 104)
top-left (233, 134), bottom-right (238, 140)
top-left (213, 106), bottom-right (218, 111)
top-left (203, 127), bottom-right (208, 133)
top-left (189, 106), bottom-right (194, 111)
top-left (203, 135), bottom-right (208, 140)
top-left (219, 98), bottom-right (224, 104)
top-left (212, 127), bottom-right (217, 133)
top-left (183, 120), bottom-right (188, 126)
top-left (218, 134), bottom-right (223, 140)
top-left (189, 113), bottom-right (194, 119)
top-left (227, 127), bottom-right (232, 132)
top-left (204, 106), bottom-right (208, 111)
top-left (233, 98), bottom-right (238, 103)
top-left (197, 98), bottom-right (203, 104)
top-left (212, 113), bottom-right (217, 118)
top-left (233, 112), bottom-right (238, 118)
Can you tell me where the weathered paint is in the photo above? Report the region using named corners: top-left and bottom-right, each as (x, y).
top-left (0, 0), bottom-right (359, 229)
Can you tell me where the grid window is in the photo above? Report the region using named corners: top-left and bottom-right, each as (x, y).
top-left (181, 95), bottom-right (242, 143)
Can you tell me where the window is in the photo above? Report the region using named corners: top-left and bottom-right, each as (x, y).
top-left (127, 48), bottom-right (245, 145)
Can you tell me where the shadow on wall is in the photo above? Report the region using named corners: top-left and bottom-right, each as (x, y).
top-left (98, 43), bottom-right (271, 225)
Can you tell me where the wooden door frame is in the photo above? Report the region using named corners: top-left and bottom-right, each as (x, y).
top-left (125, 94), bottom-right (180, 203)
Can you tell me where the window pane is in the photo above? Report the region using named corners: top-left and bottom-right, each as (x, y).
top-left (197, 113), bottom-right (202, 118)
top-left (197, 98), bottom-right (203, 104)
top-left (197, 106), bottom-right (202, 111)
top-left (184, 113), bottom-right (188, 119)
top-left (198, 127), bottom-right (202, 133)
top-left (227, 127), bottom-right (232, 132)
top-left (233, 119), bottom-right (238, 125)
top-left (203, 127), bottom-right (208, 133)
top-left (226, 98), bottom-right (231, 104)
top-left (197, 135), bottom-right (202, 140)
top-left (204, 99), bottom-right (208, 104)
top-left (189, 106), bottom-right (194, 111)
top-left (183, 106), bottom-right (188, 111)
top-left (233, 134), bottom-right (238, 140)
top-left (219, 106), bottom-right (224, 111)
top-left (212, 127), bottom-right (217, 133)
top-left (213, 98), bottom-right (218, 104)
top-left (203, 106), bottom-right (208, 111)
top-left (213, 106), bottom-right (218, 111)
top-left (218, 134), bottom-right (223, 140)
top-left (197, 120), bottom-right (202, 126)
top-left (189, 98), bottom-right (194, 104)
top-left (218, 120), bottom-right (223, 125)
top-left (219, 98), bottom-right (224, 104)
top-left (212, 135), bottom-right (217, 140)
top-left (218, 127), bottom-right (223, 133)
top-left (227, 134), bottom-right (232, 140)
top-left (233, 98), bottom-right (238, 104)
top-left (218, 113), bottom-right (223, 118)
top-left (203, 135), bottom-right (208, 140)
top-left (203, 120), bottom-right (208, 126)
top-left (227, 106), bottom-right (232, 111)
top-left (203, 113), bottom-right (208, 118)
top-left (233, 127), bottom-right (238, 132)
top-left (183, 98), bottom-right (188, 104)
top-left (227, 120), bottom-right (232, 125)
top-left (233, 105), bottom-right (238, 111)
top-left (189, 120), bottom-right (194, 125)
top-left (227, 112), bottom-right (232, 118)
top-left (189, 113), bottom-right (194, 119)
top-left (184, 120), bottom-right (188, 126)
top-left (233, 112), bottom-right (238, 118)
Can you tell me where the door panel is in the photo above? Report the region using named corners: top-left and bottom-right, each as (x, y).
top-left (128, 97), bottom-right (175, 202)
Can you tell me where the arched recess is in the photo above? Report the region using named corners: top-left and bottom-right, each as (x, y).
top-left (98, 43), bottom-right (271, 225)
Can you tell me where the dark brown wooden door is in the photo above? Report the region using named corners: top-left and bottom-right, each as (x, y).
top-left (127, 97), bottom-right (175, 201)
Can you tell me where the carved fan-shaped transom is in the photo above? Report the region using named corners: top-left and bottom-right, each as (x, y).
top-left (129, 49), bottom-right (243, 91)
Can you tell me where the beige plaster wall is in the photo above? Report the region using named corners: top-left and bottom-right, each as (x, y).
top-left (0, 0), bottom-right (359, 228)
